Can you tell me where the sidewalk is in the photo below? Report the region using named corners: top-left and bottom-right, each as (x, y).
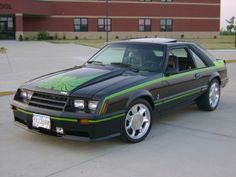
top-left (0, 41), bottom-right (98, 92)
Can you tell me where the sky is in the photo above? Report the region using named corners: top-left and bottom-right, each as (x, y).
top-left (221, 0), bottom-right (236, 30)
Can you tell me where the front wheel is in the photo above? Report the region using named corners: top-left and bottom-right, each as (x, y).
top-left (197, 79), bottom-right (221, 111)
top-left (121, 99), bottom-right (152, 143)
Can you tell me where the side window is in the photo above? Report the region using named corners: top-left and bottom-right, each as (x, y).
top-left (169, 48), bottom-right (196, 72)
top-left (189, 49), bottom-right (207, 68)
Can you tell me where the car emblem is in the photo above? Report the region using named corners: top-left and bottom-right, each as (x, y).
top-left (60, 91), bottom-right (68, 95)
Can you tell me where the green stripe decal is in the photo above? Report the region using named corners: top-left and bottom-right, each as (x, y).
top-left (50, 116), bottom-right (77, 122)
top-left (17, 108), bottom-right (32, 116)
top-left (38, 73), bottom-right (104, 92)
top-left (16, 108), bottom-right (125, 124)
top-left (154, 89), bottom-right (201, 106)
top-left (99, 61), bottom-right (224, 114)
top-left (16, 108), bottom-right (78, 122)
top-left (88, 113), bottom-right (125, 123)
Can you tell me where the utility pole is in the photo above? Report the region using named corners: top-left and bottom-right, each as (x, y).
top-left (105, 0), bottom-right (109, 42)
top-left (235, 26), bottom-right (236, 47)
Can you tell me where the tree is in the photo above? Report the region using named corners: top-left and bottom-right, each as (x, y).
top-left (226, 17), bottom-right (235, 32)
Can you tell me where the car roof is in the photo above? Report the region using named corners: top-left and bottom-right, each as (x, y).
top-left (128, 38), bottom-right (177, 43)
top-left (108, 38), bottom-right (194, 46)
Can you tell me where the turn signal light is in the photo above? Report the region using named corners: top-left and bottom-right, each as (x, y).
top-left (79, 119), bottom-right (89, 125)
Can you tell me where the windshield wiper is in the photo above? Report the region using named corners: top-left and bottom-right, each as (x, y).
top-left (110, 62), bottom-right (139, 72)
top-left (87, 60), bottom-right (105, 65)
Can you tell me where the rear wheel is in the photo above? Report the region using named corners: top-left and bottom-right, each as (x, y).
top-left (197, 79), bottom-right (220, 111)
top-left (121, 99), bottom-right (152, 143)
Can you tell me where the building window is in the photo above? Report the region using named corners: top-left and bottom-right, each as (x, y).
top-left (160, 0), bottom-right (172, 2)
top-left (160, 19), bottom-right (172, 31)
top-left (0, 16), bottom-right (15, 40)
top-left (139, 19), bottom-right (151, 32)
top-left (98, 18), bottom-right (111, 32)
top-left (74, 18), bottom-right (88, 32)
top-left (140, 0), bottom-right (152, 2)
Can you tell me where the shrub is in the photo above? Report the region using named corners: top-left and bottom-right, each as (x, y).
top-left (37, 31), bottom-right (50, 40)
top-left (54, 33), bottom-right (58, 40)
top-left (48, 36), bottom-right (54, 40)
top-left (220, 31), bottom-right (235, 36)
top-left (181, 34), bottom-right (185, 39)
top-left (75, 36), bottom-right (79, 40)
top-left (18, 34), bottom-right (23, 41)
top-left (0, 47), bottom-right (7, 54)
top-left (24, 36), bottom-right (29, 41)
top-left (63, 33), bottom-right (66, 40)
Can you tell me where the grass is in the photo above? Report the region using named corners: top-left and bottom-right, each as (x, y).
top-left (0, 47), bottom-right (7, 54)
top-left (48, 35), bottom-right (236, 50)
top-left (183, 35), bottom-right (236, 50)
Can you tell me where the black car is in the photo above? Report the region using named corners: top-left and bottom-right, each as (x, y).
top-left (11, 38), bottom-right (228, 143)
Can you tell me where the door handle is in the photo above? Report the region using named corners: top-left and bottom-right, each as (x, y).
top-left (195, 73), bottom-right (201, 79)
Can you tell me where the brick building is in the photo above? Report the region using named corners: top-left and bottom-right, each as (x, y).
top-left (0, 0), bottom-right (221, 40)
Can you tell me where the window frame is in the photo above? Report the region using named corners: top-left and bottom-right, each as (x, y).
top-left (187, 47), bottom-right (208, 69)
top-left (167, 46), bottom-right (197, 73)
top-left (97, 18), bottom-right (112, 32)
top-left (139, 18), bottom-right (152, 32)
top-left (73, 18), bottom-right (88, 32)
top-left (160, 0), bottom-right (172, 2)
top-left (160, 19), bottom-right (173, 32)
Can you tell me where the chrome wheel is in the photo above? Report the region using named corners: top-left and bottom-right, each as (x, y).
top-left (125, 103), bottom-right (151, 140)
top-left (209, 82), bottom-right (220, 108)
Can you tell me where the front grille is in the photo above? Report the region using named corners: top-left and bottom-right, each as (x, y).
top-left (29, 92), bottom-right (68, 111)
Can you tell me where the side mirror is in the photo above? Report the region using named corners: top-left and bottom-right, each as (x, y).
top-left (165, 67), bottom-right (179, 76)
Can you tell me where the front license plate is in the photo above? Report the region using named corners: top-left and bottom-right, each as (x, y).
top-left (32, 113), bottom-right (51, 130)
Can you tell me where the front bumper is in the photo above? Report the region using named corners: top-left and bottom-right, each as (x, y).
top-left (11, 101), bottom-right (125, 141)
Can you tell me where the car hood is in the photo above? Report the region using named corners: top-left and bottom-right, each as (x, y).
top-left (21, 65), bottom-right (155, 98)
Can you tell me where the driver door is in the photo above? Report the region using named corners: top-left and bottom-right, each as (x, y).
top-left (158, 46), bottom-right (204, 110)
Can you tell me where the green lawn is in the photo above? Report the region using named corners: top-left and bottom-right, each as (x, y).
top-left (48, 35), bottom-right (236, 50)
top-left (183, 35), bottom-right (236, 49)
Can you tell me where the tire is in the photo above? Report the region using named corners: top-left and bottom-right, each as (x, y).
top-left (121, 99), bottom-right (152, 143)
top-left (197, 79), bottom-right (221, 111)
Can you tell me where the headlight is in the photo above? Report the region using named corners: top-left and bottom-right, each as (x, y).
top-left (74, 100), bottom-right (85, 109)
top-left (20, 90), bottom-right (27, 99)
top-left (27, 91), bottom-right (33, 99)
top-left (20, 89), bottom-right (33, 100)
top-left (88, 101), bottom-right (98, 111)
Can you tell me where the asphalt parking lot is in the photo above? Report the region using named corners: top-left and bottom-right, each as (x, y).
top-left (0, 41), bottom-right (236, 177)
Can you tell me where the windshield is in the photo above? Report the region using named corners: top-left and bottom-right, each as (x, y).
top-left (88, 43), bottom-right (165, 73)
